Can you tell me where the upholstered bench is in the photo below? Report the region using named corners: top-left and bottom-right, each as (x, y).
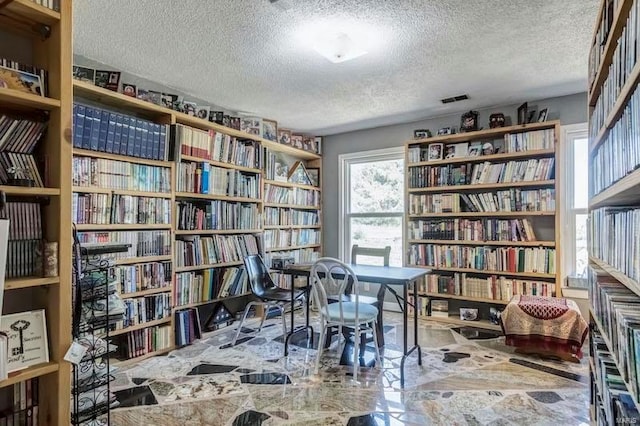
top-left (501, 295), bottom-right (589, 361)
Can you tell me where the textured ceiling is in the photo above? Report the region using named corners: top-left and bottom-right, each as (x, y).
top-left (73, 0), bottom-right (599, 135)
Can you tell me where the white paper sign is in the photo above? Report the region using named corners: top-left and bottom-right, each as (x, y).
top-left (1, 310), bottom-right (49, 372)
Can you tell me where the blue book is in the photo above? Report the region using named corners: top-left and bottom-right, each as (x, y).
top-left (81, 106), bottom-right (93, 150)
top-left (113, 113), bottom-right (123, 155)
top-left (159, 125), bottom-right (167, 161)
top-left (97, 109), bottom-right (109, 152)
top-left (141, 120), bottom-right (150, 159)
top-left (89, 107), bottom-right (101, 151)
top-left (131, 119), bottom-right (142, 157)
top-left (120, 115), bottom-right (131, 155)
top-left (74, 104), bottom-right (86, 149)
top-left (106, 112), bottom-right (117, 153)
top-left (201, 162), bottom-right (210, 194)
top-left (152, 124), bottom-right (161, 161)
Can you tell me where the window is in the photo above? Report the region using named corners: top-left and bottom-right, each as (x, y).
top-left (339, 148), bottom-right (404, 266)
top-left (561, 124), bottom-right (589, 281)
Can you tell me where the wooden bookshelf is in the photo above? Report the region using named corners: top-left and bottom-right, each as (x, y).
top-left (106, 317), bottom-right (172, 337)
top-left (173, 292), bottom-right (251, 310)
top-left (175, 260), bottom-right (245, 273)
top-left (5, 276), bottom-right (59, 290)
top-left (589, 256), bottom-right (640, 298)
top-left (0, 362), bottom-right (59, 390)
top-left (181, 155), bottom-right (262, 174)
top-left (404, 121), bottom-right (561, 330)
top-left (264, 202), bottom-right (321, 210)
top-left (114, 255), bottom-right (172, 265)
top-left (265, 243), bottom-right (322, 252)
top-left (0, 185), bottom-right (60, 196)
top-left (175, 229), bottom-right (262, 235)
top-left (74, 223), bottom-right (172, 231)
top-left (119, 287), bottom-right (172, 299)
top-left (589, 167), bottom-right (640, 209)
top-left (73, 147), bottom-right (172, 167)
top-left (0, 88), bottom-right (60, 110)
top-left (2, 0), bottom-right (61, 25)
top-left (264, 179), bottom-right (320, 191)
top-left (110, 347), bottom-right (173, 368)
top-left (72, 186), bottom-right (173, 198)
top-left (263, 224), bottom-right (321, 230)
top-left (175, 192), bottom-right (262, 203)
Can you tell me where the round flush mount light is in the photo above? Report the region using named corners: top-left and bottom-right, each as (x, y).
top-left (312, 31), bottom-right (367, 63)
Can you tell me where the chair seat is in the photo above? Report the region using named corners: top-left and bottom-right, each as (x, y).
top-left (260, 287), bottom-right (304, 302)
top-left (322, 302), bottom-right (378, 324)
top-left (328, 294), bottom-right (381, 306)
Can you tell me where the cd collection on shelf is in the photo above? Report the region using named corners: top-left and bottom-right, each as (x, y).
top-left (0, 113), bottom-right (48, 188)
top-left (0, 378), bottom-right (39, 426)
top-left (176, 200), bottom-right (260, 231)
top-left (5, 201), bottom-right (42, 279)
top-left (114, 262), bottom-right (172, 294)
top-left (408, 218), bottom-right (539, 242)
top-left (72, 156), bottom-right (171, 193)
top-left (75, 231), bottom-right (171, 260)
top-left (421, 273), bottom-right (556, 300)
top-left (72, 193), bottom-right (171, 225)
top-left (408, 189), bottom-right (555, 214)
top-left (175, 234), bottom-right (260, 268)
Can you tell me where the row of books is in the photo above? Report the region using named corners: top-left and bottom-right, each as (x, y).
top-left (176, 161), bottom-right (261, 198)
top-left (408, 244), bottom-right (556, 274)
top-left (0, 57), bottom-right (48, 97)
top-left (0, 152), bottom-right (43, 187)
top-left (175, 234), bottom-right (260, 268)
top-left (171, 124), bottom-right (262, 169)
top-left (263, 248), bottom-right (320, 267)
top-left (408, 189), bottom-right (556, 214)
top-left (264, 207), bottom-right (319, 226)
top-left (72, 104), bottom-right (169, 161)
top-left (264, 184), bottom-right (320, 206)
top-left (591, 83), bottom-right (640, 196)
top-left (31, 0), bottom-right (59, 11)
top-left (590, 207), bottom-right (640, 283)
top-left (177, 200), bottom-right (260, 231)
top-left (408, 159), bottom-right (554, 188)
top-left (590, 0), bottom-right (640, 138)
top-left (408, 218), bottom-right (538, 242)
top-left (117, 293), bottom-right (171, 329)
top-left (6, 202), bottom-right (42, 279)
top-left (76, 230), bottom-right (171, 259)
top-left (72, 193), bottom-right (172, 225)
top-left (114, 261), bottom-right (172, 294)
top-left (115, 325), bottom-right (171, 360)
top-left (174, 267), bottom-right (248, 307)
top-left (270, 273), bottom-right (308, 290)
top-left (0, 114), bottom-right (47, 154)
top-left (421, 273), bottom-right (554, 301)
top-left (175, 308), bottom-right (202, 347)
top-left (73, 156), bottom-right (171, 193)
top-left (264, 229), bottom-right (321, 249)
top-left (589, 0), bottom-right (619, 88)
top-left (0, 378), bottom-right (39, 426)
top-left (406, 295), bottom-right (430, 317)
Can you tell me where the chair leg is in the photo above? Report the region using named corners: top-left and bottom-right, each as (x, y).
top-left (232, 302), bottom-right (255, 346)
top-left (372, 321), bottom-right (382, 366)
top-left (257, 304), bottom-right (267, 333)
top-left (278, 305), bottom-right (287, 336)
top-left (353, 325), bottom-right (359, 381)
top-left (315, 323), bottom-right (326, 374)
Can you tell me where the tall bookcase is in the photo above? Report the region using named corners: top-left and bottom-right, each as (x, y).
top-left (404, 121), bottom-right (561, 331)
top-left (588, 0), bottom-right (640, 423)
top-left (0, 0), bottom-right (72, 424)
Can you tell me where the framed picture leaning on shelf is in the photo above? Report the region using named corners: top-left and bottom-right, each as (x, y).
top-left (307, 167), bottom-right (320, 187)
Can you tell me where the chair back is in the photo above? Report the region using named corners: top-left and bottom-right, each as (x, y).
top-left (243, 254), bottom-right (276, 298)
top-left (311, 257), bottom-right (360, 324)
top-left (351, 244), bottom-right (391, 266)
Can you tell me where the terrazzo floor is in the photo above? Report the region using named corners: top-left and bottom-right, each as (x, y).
top-left (107, 311), bottom-right (590, 426)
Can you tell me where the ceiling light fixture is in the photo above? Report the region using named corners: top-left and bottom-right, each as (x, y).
top-left (312, 32), bottom-right (368, 63)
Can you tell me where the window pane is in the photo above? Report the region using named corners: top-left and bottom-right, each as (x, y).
top-left (575, 213), bottom-right (588, 278)
top-left (574, 138), bottom-right (589, 209)
top-left (349, 159), bottom-right (404, 213)
top-left (350, 216), bottom-right (403, 266)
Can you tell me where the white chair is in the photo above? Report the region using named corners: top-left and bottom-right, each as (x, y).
top-left (310, 257), bottom-right (381, 381)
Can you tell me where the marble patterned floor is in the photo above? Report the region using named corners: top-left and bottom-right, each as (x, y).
top-left (107, 312), bottom-right (590, 426)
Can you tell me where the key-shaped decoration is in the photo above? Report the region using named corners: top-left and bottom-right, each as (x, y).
top-left (10, 320), bottom-right (30, 356)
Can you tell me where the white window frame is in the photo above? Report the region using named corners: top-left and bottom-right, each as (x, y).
top-left (338, 147), bottom-right (405, 263)
top-left (560, 123), bottom-right (589, 281)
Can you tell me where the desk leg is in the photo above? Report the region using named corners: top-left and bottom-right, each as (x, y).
top-left (284, 281), bottom-right (295, 357)
top-left (283, 274), bottom-right (314, 357)
top-left (414, 279), bottom-right (422, 366)
top-left (400, 283), bottom-right (408, 387)
top-left (400, 279), bottom-right (422, 388)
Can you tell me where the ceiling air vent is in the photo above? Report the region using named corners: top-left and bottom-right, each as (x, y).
top-left (441, 94), bottom-right (469, 104)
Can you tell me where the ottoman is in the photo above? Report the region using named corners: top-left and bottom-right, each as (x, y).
top-left (501, 295), bottom-right (589, 361)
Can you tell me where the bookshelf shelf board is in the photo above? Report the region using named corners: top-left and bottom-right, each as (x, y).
top-left (0, 361), bottom-right (59, 389)
top-left (175, 229), bottom-right (261, 235)
top-left (5, 276), bottom-right (59, 290)
top-left (2, 0), bottom-right (60, 26)
top-left (407, 149), bottom-right (556, 167)
top-left (420, 316), bottom-right (502, 331)
top-left (73, 80), bottom-right (172, 118)
top-left (417, 292), bottom-right (510, 305)
top-left (180, 155), bottom-right (262, 174)
top-left (73, 148), bottom-right (172, 168)
top-left (0, 87), bottom-right (60, 110)
top-left (72, 187), bottom-right (173, 199)
top-left (589, 168), bottom-right (640, 208)
top-left (262, 139), bottom-right (321, 160)
top-left (265, 243), bottom-right (322, 252)
top-left (75, 223), bottom-right (172, 231)
top-left (264, 179), bottom-right (320, 191)
top-left (0, 185), bottom-right (60, 196)
top-left (111, 347), bottom-right (173, 368)
top-left (119, 287), bottom-right (172, 299)
top-left (408, 180), bottom-right (555, 193)
top-left (106, 317), bottom-right (172, 337)
top-left (174, 192), bottom-right (262, 203)
top-left (589, 256), bottom-right (640, 298)
top-left (175, 260), bottom-right (245, 273)
top-left (408, 211), bottom-right (555, 218)
top-left (588, 0), bottom-right (634, 106)
top-left (264, 202), bottom-right (321, 210)
top-left (115, 255), bottom-right (172, 266)
top-left (405, 121), bottom-right (560, 146)
top-left (407, 239), bottom-right (556, 247)
top-left (591, 61), bottom-right (640, 153)
top-left (409, 264), bottom-right (556, 279)
top-left (263, 224), bottom-right (321, 230)
top-left (173, 292), bottom-right (252, 311)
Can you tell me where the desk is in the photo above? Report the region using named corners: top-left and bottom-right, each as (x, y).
top-left (274, 263), bottom-right (429, 387)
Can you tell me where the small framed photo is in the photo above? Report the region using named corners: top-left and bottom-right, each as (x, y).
top-left (0, 66), bottom-right (43, 96)
top-left (413, 129), bottom-right (432, 139)
top-left (427, 143), bottom-right (443, 161)
top-left (517, 102), bottom-right (528, 125)
top-left (195, 105), bottom-right (210, 121)
top-left (314, 136), bottom-right (322, 154)
top-left (241, 117), bottom-right (262, 136)
top-left (459, 308), bottom-right (479, 321)
top-left (468, 142), bottom-right (482, 157)
top-left (147, 90), bottom-right (163, 106)
top-left (72, 65), bottom-right (95, 83)
top-left (307, 167), bottom-right (320, 187)
top-left (209, 111), bottom-right (224, 124)
top-left (183, 101), bottom-right (197, 116)
top-left (278, 129), bottom-right (292, 145)
top-left (230, 116), bottom-right (241, 130)
top-left (291, 134), bottom-right (304, 149)
top-left (302, 136), bottom-right (314, 151)
top-left (121, 83), bottom-right (137, 98)
top-left (537, 108), bottom-right (548, 122)
top-left (161, 93), bottom-right (179, 110)
top-left (481, 142), bottom-right (495, 156)
top-left (437, 127), bottom-right (453, 136)
top-left (262, 119), bottom-right (278, 142)
top-left (444, 142), bottom-right (469, 159)
top-left (527, 109), bottom-right (537, 124)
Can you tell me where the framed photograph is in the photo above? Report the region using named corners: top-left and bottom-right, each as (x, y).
top-left (431, 300), bottom-right (449, 318)
top-left (262, 119), bottom-right (278, 142)
top-left (314, 136), bottom-right (322, 154)
top-left (288, 161), bottom-right (312, 185)
top-left (481, 142), bottom-right (495, 156)
top-left (427, 143), bottom-right (443, 161)
top-left (517, 102), bottom-right (528, 125)
top-left (240, 117), bottom-right (262, 136)
top-left (147, 90), bottom-right (163, 106)
top-left (459, 308), bottom-right (479, 321)
top-left (413, 129), bottom-right (431, 139)
top-left (527, 109), bottom-right (537, 124)
top-left (307, 167), bottom-right (320, 187)
top-left (94, 70), bottom-right (109, 89)
top-left (195, 105), bottom-right (210, 121)
top-left (460, 110), bottom-right (478, 133)
top-left (209, 111), bottom-right (224, 125)
top-left (538, 108), bottom-right (549, 122)
top-left (183, 101), bottom-right (197, 116)
top-left (0, 66), bottom-right (43, 96)
top-left (121, 83), bottom-right (137, 98)
top-left (72, 66), bottom-right (95, 83)
top-left (302, 136), bottom-right (314, 151)
top-left (273, 153), bottom-right (289, 182)
top-left (106, 71), bottom-right (121, 91)
top-left (161, 93), bottom-right (179, 110)
top-left (437, 127), bottom-right (453, 135)
top-left (223, 115), bottom-right (231, 127)
top-left (230, 116), bottom-right (241, 130)
top-left (291, 134), bottom-right (304, 149)
top-left (136, 88), bottom-right (151, 102)
top-left (444, 142), bottom-right (469, 159)
top-left (1, 309), bottom-right (49, 373)
top-left (468, 142), bottom-right (482, 157)
top-left (278, 129), bottom-right (292, 145)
